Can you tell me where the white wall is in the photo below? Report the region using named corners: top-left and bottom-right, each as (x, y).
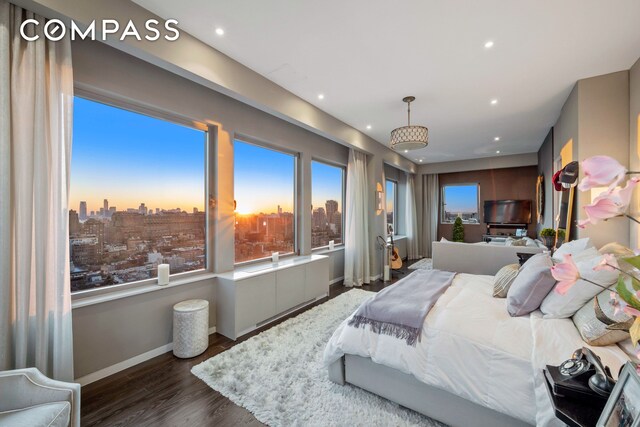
top-left (629, 58), bottom-right (640, 248)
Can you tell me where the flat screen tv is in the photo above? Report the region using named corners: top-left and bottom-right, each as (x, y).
top-left (483, 200), bottom-right (532, 224)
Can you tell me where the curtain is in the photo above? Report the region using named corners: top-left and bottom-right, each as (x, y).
top-left (405, 173), bottom-right (419, 260)
top-left (343, 149), bottom-right (370, 287)
top-left (0, 1), bottom-right (75, 381)
top-left (421, 174), bottom-right (439, 258)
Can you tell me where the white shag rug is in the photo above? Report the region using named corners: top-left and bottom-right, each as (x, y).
top-left (408, 258), bottom-right (433, 270)
top-left (192, 289), bottom-right (443, 427)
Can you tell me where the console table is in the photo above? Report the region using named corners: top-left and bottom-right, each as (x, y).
top-left (216, 255), bottom-right (329, 340)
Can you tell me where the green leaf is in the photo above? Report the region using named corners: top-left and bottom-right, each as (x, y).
top-left (623, 255), bottom-right (640, 271)
top-left (632, 277), bottom-right (640, 292)
top-left (615, 276), bottom-right (640, 311)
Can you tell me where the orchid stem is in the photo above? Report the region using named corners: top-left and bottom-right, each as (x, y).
top-left (625, 214), bottom-right (640, 225)
top-left (580, 277), bottom-right (619, 295)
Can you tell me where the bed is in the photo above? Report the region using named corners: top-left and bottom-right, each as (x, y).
top-left (324, 273), bottom-right (631, 427)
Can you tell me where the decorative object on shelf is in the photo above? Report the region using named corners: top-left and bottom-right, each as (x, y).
top-left (452, 217), bottom-right (464, 242)
top-left (158, 263), bottom-right (170, 286)
top-left (597, 361), bottom-right (640, 427)
top-left (540, 228), bottom-right (557, 250)
top-left (537, 174), bottom-right (545, 223)
top-left (551, 155), bottom-right (640, 349)
top-left (556, 229), bottom-right (566, 248)
top-left (272, 252), bottom-right (279, 263)
top-left (390, 96), bottom-right (428, 151)
top-left (328, 240), bottom-right (335, 250)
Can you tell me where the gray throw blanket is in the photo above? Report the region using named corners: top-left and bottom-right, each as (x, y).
top-left (348, 269), bottom-right (456, 346)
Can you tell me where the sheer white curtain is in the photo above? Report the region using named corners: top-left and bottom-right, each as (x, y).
top-left (343, 149), bottom-right (370, 287)
top-left (421, 174), bottom-right (439, 258)
top-left (0, 1), bottom-right (75, 381)
top-left (405, 173), bottom-right (419, 260)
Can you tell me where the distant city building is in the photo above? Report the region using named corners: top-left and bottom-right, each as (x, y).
top-left (139, 203), bottom-right (148, 215)
top-left (69, 210), bottom-right (80, 236)
top-left (79, 201), bottom-right (87, 221)
top-left (325, 200), bottom-right (338, 224)
top-left (103, 199), bottom-right (109, 214)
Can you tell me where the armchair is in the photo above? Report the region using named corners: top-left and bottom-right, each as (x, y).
top-left (0, 368), bottom-right (80, 427)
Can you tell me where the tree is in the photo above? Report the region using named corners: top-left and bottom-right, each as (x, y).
top-left (452, 217), bottom-right (464, 242)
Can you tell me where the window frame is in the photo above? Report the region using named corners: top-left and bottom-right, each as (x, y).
top-left (310, 158), bottom-right (346, 251)
top-left (440, 182), bottom-right (481, 225)
top-left (233, 136), bottom-right (299, 266)
top-left (385, 179), bottom-right (398, 235)
top-left (70, 89), bottom-right (215, 301)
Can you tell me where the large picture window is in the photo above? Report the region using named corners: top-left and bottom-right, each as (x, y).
top-left (70, 97), bottom-right (207, 292)
top-left (311, 161), bottom-right (344, 248)
top-left (234, 140), bottom-right (296, 263)
top-left (441, 183), bottom-right (480, 224)
top-left (386, 179), bottom-right (397, 234)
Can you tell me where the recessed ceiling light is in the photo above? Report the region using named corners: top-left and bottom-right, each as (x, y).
top-left (484, 41), bottom-right (494, 49)
top-left (215, 28), bottom-right (225, 36)
top-left (490, 99), bottom-right (498, 105)
top-left (419, 159), bottom-right (423, 162)
top-left (404, 150), bottom-right (408, 153)
top-left (494, 137), bottom-right (500, 141)
top-left (496, 150), bottom-right (501, 154)
top-left (366, 125), bottom-right (372, 130)
top-left (317, 94), bottom-right (325, 100)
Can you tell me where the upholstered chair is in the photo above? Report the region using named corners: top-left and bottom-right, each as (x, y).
top-left (0, 368), bottom-right (80, 427)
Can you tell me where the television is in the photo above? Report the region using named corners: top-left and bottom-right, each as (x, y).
top-left (483, 200), bottom-right (532, 224)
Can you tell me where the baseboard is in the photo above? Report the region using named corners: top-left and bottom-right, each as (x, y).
top-left (368, 274), bottom-right (381, 282)
top-left (75, 326), bottom-right (217, 386)
top-left (329, 276), bottom-right (344, 285)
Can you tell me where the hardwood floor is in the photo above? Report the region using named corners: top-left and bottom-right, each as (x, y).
top-left (81, 261), bottom-right (417, 427)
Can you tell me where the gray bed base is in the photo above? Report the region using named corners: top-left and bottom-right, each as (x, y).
top-left (328, 355), bottom-right (533, 427)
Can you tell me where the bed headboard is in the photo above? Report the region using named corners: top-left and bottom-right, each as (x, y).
top-left (431, 242), bottom-right (544, 275)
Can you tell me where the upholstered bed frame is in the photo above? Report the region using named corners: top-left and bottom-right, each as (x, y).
top-left (327, 355), bottom-right (531, 427)
top-left (326, 241), bottom-right (542, 427)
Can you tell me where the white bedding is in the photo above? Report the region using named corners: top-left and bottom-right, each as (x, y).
top-left (323, 272), bottom-right (631, 426)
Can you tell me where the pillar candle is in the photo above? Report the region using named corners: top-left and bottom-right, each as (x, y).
top-left (328, 240), bottom-right (335, 250)
top-left (158, 264), bottom-right (170, 286)
top-left (272, 252), bottom-right (279, 263)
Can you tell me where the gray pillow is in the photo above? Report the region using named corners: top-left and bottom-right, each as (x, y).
top-left (506, 253), bottom-right (556, 316)
top-left (572, 290), bottom-right (631, 346)
top-left (493, 264), bottom-right (520, 298)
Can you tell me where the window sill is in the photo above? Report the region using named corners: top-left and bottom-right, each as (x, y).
top-left (440, 222), bottom-right (481, 226)
top-left (312, 245), bottom-right (345, 254)
top-left (71, 272), bottom-right (217, 309)
top-left (218, 254), bottom-right (329, 281)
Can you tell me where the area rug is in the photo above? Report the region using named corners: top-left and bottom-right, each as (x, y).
top-left (192, 289), bottom-right (442, 427)
top-left (408, 258), bottom-right (433, 270)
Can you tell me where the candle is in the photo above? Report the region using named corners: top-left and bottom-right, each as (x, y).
top-left (272, 252), bottom-right (279, 263)
top-left (328, 240), bottom-right (335, 250)
top-left (158, 264), bottom-right (170, 286)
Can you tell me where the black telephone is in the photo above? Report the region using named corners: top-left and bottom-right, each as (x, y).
top-left (544, 347), bottom-right (617, 402)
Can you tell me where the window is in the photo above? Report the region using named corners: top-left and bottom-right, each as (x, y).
top-left (70, 97), bottom-right (208, 292)
top-left (311, 161), bottom-right (344, 248)
top-left (234, 140), bottom-right (296, 263)
top-left (386, 179), bottom-right (397, 234)
top-left (441, 184), bottom-right (480, 224)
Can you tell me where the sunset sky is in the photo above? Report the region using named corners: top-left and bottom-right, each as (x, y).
top-left (71, 97), bottom-right (343, 216)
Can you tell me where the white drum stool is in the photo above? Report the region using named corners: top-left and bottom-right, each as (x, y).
top-left (172, 299), bottom-right (209, 358)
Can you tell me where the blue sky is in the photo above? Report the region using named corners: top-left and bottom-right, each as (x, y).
top-left (444, 185), bottom-right (478, 213)
top-left (71, 97), bottom-right (205, 213)
top-left (312, 161), bottom-right (342, 213)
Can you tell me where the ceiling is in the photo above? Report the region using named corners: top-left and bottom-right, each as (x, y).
top-left (133, 0), bottom-right (640, 164)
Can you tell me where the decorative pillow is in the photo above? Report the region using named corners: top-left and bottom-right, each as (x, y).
top-left (541, 249), bottom-right (618, 318)
top-left (552, 238), bottom-right (594, 262)
top-left (506, 253), bottom-right (556, 316)
top-left (493, 264), bottom-right (520, 298)
top-left (572, 289), bottom-right (631, 346)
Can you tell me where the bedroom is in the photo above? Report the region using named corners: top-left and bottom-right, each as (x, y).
top-left (1, 0), bottom-right (640, 426)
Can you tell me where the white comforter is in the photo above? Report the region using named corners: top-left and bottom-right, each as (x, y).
top-left (323, 273), bottom-right (630, 426)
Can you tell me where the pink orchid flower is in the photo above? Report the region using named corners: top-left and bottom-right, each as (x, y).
top-left (578, 155), bottom-right (627, 192)
top-left (594, 254), bottom-right (619, 272)
top-left (551, 254), bottom-right (581, 295)
top-left (624, 306), bottom-right (640, 317)
top-left (578, 178), bottom-right (640, 228)
top-left (610, 292), bottom-right (628, 316)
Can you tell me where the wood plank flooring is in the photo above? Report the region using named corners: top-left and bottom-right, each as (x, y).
top-left (81, 261), bottom-right (416, 427)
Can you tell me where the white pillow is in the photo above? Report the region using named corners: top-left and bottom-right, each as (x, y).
top-left (552, 238), bottom-right (594, 262)
top-left (541, 248), bottom-right (618, 318)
